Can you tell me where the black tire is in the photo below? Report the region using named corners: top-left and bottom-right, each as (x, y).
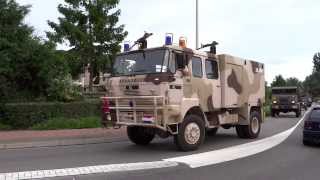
top-left (303, 140), bottom-right (313, 146)
top-left (174, 114), bottom-right (206, 151)
top-left (127, 126), bottom-right (155, 145)
top-left (296, 110), bottom-right (301, 118)
top-left (235, 125), bottom-right (247, 138)
top-left (207, 128), bottom-right (218, 136)
top-left (222, 125), bottom-right (232, 129)
top-left (236, 111), bottom-right (261, 139)
top-left (271, 110), bottom-right (276, 117)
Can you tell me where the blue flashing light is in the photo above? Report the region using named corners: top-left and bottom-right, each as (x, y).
top-left (124, 42), bottom-right (130, 52)
top-left (165, 33), bottom-right (173, 45)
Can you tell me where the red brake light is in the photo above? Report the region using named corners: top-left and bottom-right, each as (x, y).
top-left (102, 98), bottom-right (110, 113)
top-left (304, 121), bottom-right (313, 130)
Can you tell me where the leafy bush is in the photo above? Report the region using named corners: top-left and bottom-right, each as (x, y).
top-left (2, 100), bottom-right (102, 129)
top-left (0, 122), bottom-right (12, 130)
top-left (30, 116), bottom-right (101, 130)
top-left (264, 105), bottom-right (271, 117)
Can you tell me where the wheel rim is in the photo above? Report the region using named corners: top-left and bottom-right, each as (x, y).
top-left (251, 116), bottom-right (260, 134)
top-left (184, 122), bottom-right (201, 145)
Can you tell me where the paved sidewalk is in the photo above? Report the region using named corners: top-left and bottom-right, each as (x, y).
top-left (0, 128), bottom-right (127, 150)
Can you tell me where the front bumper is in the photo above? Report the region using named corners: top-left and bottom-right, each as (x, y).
top-left (303, 130), bottom-right (320, 143)
top-left (101, 96), bottom-right (173, 131)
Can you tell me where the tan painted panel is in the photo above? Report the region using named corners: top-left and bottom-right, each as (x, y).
top-left (218, 54), bottom-right (265, 109)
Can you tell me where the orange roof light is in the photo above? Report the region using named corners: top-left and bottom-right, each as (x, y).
top-left (179, 37), bottom-right (187, 48)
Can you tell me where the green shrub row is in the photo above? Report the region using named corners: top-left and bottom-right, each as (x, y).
top-left (1, 100), bottom-right (102, 129)
top-left (30, 116), bottom-right (101, 130)
top-left (264, 105), bottom-right (271, 117)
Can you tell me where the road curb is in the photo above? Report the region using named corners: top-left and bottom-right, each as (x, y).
top-left (0, 136), bottom-right (128, 150)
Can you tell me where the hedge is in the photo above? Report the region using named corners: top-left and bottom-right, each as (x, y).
top-left (1, 100), bottom-right (102, 129)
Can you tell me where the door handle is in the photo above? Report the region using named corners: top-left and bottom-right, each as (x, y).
top-left (216, 85), bottom-right (221, 88)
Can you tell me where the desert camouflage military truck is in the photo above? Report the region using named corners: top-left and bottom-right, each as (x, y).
top-left (271, 86), bottom-right (301, 117)
top-left (101, 34), bottom-right (265, 151)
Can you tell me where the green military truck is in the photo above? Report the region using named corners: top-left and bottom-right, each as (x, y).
top-left (271, 86), bottom-right (301, 117)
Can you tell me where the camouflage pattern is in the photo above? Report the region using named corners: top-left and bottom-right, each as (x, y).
top-left (103, 45), bottom-right (265, 132)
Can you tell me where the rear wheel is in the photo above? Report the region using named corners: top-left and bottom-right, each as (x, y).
top-left (236, 111), bottom-right (261, 139)
top-left (127, 126), bottom-right (155, 145)
top-left (174, 114), bottom-right (205, 151)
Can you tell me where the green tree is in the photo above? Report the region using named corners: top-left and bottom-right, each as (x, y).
top-left (313, 52), bottom-right (320, 72)
top-left (47, 0), bottom-right (128, 90)
top-left (304, 72), bottom-right (320, 97)
top-left (271, 75), bottom-right (286, 87)
top-left (304, 52), bottom-right (320, 98)
top-left (286, 77), bottom-right (301, 87)
top-left (0, 0), bottom-right (72, 102)
top-left (0, 0), bottom-right (32, 100)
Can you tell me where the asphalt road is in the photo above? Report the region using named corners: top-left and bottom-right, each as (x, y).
top-left (1, 112), bottom-right (318, 180)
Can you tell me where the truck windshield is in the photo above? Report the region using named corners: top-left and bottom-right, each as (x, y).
top-left (272, 89), bottom-right (297, 94)
top-left (112, 49), bottom-right (168, 76)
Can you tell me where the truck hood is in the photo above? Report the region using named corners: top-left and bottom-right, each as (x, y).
top-left (107, 74), bottom-right (175, 97)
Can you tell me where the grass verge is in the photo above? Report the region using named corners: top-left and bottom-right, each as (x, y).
top-left (30, 116), bottom-right (101, 130)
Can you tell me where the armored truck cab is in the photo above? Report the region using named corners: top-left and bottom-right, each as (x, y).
top-left (101, 43), bottom-right (265, 151)
top-left (271, 86), bottom-right (301, 117)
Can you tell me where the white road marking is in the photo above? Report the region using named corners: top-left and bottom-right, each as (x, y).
top-left (164, 114), bottom-right (306, 168)
top-left (0, 113), bottom-right (307, 179)
top-left (0, 161), bottom-right (178, 180)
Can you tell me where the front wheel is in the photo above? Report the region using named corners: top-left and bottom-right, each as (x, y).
top-left (236, 111), bottom-right (261, 139)
top-left (127, 126), bottom-right (155, 145)
top-left (296, 110), bottom-right (301, 118)
top-left (174, 114), bottom-right (206, 151)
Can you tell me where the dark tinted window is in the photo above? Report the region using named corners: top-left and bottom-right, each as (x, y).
top-left (205, 59), bottom-right (219, 79)
top-left (310, 108), bottom-right (320, 121)
top-left (168, 55), bottom-right (177, 73)
top-left (192, 57), bottom-right (202, 78)
top-left (272, 89), bottom-right (297, 94)
top-left (175, 53), bottom-right (185, 69)
top-left (113, 50), bottom-right (168, 76)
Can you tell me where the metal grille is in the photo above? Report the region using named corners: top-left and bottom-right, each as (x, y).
top-left (102, 96), bottom-right (165, 130)
top-left (279, 97), bottom-right (289, 104)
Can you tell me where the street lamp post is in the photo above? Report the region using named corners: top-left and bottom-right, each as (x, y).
top-left (196, 0), bottom-right (199, 49)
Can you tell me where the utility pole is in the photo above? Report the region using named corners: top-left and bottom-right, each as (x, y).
top-left (196, 0), bottom-right (199, 49)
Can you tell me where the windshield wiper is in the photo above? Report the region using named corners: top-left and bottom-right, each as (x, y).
top-left (134, 69), bottom-right (147, 73)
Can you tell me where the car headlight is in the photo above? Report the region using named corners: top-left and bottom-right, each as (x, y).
top-left (273, 101), bottom-right (277, 104)
top-left (291, 101), bottom-right (295, 104)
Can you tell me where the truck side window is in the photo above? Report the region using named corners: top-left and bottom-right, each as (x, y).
top-left (175, 53), bottom-right (185, 69)
top-left (192, 57), bottom-right (203, 78)
top-left (168, 55), bottom-right (177, 73)
top-left (205, 59), bottom-right (219, 79)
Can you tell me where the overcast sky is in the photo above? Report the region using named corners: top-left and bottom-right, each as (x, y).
top-left (16, 0), bottom-right (320, 83)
